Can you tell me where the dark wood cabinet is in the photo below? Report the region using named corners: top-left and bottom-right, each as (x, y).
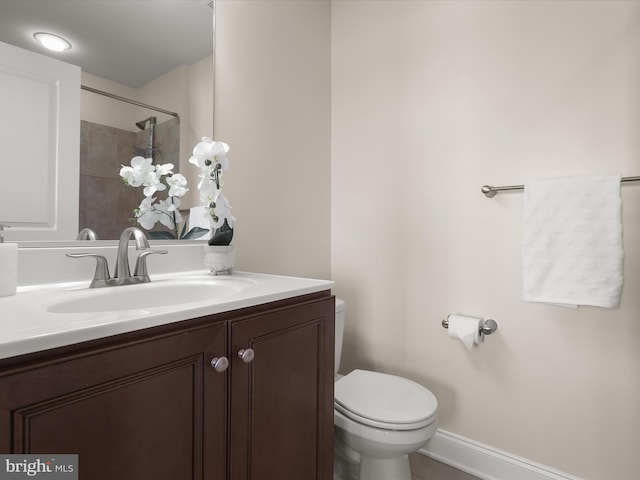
top-left (0, 292), bottom-right (334, 480)
top-left (229, 296), bottom-right (334, 480)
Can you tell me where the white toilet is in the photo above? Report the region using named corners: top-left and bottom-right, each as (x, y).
top-left (333, 299), bottom-right (438, 480)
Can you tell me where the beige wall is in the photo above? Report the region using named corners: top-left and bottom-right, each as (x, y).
top-left (80, 72), bottom-right (141, 131)
top-left (214, 0), bottom-right (331, 279)
top-left (332, 2), bottom-right (640, 480)
top-left (214, 0), bottom-right (639, 478)
top-left (184, 55), bottom-right (215, 208)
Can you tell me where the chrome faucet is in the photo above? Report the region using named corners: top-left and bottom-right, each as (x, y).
top-left (114, 226), bottom-right (151, 278)
top-left (67, 227), bottom-right (167, 288)
top-left (76, 227), bottom-right (98, 240)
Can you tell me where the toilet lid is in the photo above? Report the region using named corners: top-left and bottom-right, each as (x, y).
top-left (335, 370), bottom-right (438, 428)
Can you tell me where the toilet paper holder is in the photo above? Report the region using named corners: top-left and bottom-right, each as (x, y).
top-left (441, 316), bottom-right (498, 335)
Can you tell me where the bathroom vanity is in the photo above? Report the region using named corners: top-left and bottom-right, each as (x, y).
top-left (0, 272), bottom-right (335, 480)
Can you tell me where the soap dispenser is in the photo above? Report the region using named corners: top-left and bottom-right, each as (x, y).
top-left (0, 225), bottom-right (17, 297)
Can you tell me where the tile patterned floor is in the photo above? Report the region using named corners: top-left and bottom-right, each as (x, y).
top-left (409, 452), bottom-right (482, 480)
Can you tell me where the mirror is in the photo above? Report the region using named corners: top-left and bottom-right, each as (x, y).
top-left (0, 0), bottom-right (214, 242)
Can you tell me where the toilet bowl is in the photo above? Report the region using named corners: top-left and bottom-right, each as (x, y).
top-left (333, 300), bottom-right (438, 480)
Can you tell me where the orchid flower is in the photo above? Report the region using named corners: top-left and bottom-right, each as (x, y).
top-left (190, 138), bottom-right (235, 245)
top-left (160, 198), bottom-right (183, 226)
top-left (135, 196), bottom-right (161, 230)
top-left (119, 154), bottom-right (198, 239)
top-left (142, 172), bottom-right (167, 197)
top-left (167, 173), bottom-right (188, 197)
top-left (208, 192), bottom-right (235, 229)
top-left (189, 137), bottom-right (230, 172)
top-left (120, 156), bottom-right (155, 187)
top-left (155, 163), bottom-right (174, 176)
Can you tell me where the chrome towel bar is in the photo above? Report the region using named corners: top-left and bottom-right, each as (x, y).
top-left (481, 175), bottom-right (640, 198)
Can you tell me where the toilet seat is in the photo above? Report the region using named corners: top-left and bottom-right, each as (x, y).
top-left (334, 369), bottom-right (438, 431)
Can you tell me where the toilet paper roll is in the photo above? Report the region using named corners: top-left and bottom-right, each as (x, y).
top-left (447, 314), bottom-right (483, 350)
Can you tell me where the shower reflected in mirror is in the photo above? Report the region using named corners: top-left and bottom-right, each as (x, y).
top-left (79, 97), bottom-right (181, 240)
top-left (135, 116), bottom-right (159, 158)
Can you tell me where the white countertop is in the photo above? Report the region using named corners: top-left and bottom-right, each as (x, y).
top-left (0, 270), bottom-right (333, 360)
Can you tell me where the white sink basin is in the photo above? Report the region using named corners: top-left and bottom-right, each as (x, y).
top-left (45, 277), bottom-right (255, 314)
top-left (1, 270), bottom-right (333, 361)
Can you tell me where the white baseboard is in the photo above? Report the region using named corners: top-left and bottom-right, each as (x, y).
top-left (419, 429), bottom-right (583, 480)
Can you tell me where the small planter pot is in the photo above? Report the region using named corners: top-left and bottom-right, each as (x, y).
top-left (204, 245), bottom-right (235, 275)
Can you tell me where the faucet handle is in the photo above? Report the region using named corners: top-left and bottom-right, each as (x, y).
top-left (66, 253), bottom-right (110, 287)
top-left (133, 249), bottom-right (168, 278)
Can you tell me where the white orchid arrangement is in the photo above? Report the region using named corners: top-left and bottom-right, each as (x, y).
top-left (119, 157), bottom-right (207, 239)
top-left (189, 137), bottom-right (235, 246)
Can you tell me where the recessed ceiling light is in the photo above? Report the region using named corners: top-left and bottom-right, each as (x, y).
top-left (33, 32), bottom-right (72, 52)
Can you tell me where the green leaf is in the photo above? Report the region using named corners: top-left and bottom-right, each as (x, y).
top-left (148, 231), bottom-right (177, 240)
top-left (208, 219), bottom-right (233, 246)
top-left (182, 227), bottom-right (210, 240)
top-left (208, 229), bottom-right (233, 245)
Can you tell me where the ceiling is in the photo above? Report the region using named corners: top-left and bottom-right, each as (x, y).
top-left (0, 0), bottom-right (214, 87)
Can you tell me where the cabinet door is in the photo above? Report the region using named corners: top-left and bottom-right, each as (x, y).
top-left (229, 297), bottom-right (334, 480)
top-left (0, 323), bottom-right (227, 480)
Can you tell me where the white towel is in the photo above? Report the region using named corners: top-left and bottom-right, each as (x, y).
top-left (522, 175), bottom-right (623, 308)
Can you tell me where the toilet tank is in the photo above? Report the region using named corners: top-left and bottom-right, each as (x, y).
top-left (335, 298), bottom-right (346, 375)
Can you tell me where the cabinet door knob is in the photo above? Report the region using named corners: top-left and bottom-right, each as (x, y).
top-left (210, 356), bottom-right (229, 372)
top-left (237, 348), bottom-right (255, 363)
